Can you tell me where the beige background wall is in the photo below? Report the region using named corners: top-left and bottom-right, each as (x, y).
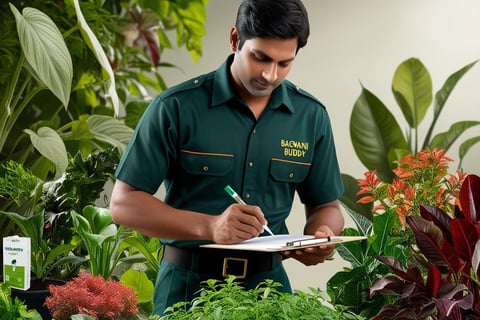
top-left (158, 0), bottom-right (480, 291)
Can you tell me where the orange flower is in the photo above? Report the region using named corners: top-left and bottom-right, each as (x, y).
top-left (356, 148), bottom-right (465, 228)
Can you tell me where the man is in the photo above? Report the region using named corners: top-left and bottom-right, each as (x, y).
top-left (110, 0), bottom-right (344, 315)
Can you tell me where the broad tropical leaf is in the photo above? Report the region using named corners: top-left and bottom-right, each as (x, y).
top-left (24, 127), bottom-right (68, 175)
top-left (87, 115), bottom-right (134, 153)
top-left (10, 4), bottom-right (72, 107)
top-left (350, 87), bottom-right (409, 181)
top-left (392, 58), bottom-right (432, 129)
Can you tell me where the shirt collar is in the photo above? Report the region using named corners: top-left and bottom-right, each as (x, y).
top-left (211, 54), bottom-right (295, 114)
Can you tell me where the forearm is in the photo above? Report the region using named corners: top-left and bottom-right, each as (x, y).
top-left (304, 200), bottom-right (344, 236)
top-left (110, 181), bottom-right (214, 240)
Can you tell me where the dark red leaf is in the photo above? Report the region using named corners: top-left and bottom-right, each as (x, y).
top-left (426, 265), bottom-right (441, 298)
top-left (450, 217), bottom-right (478, 262)
top-left (408, 216), bottom-right (462, 273)
top-left (436, 283), bottom-right (473, 318)
top-left (459, 174), bottom-right (480, 225)
top-left (420, 204), bottom-right (453, 243)
top-left (375, 256), bottom-right (423, 284)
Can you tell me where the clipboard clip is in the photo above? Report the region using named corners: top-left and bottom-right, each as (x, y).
top-left (285, 236), bottom-right (331, 247)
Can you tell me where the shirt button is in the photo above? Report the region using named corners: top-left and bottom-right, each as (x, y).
top-left (203, 166), bottom-right (209, 171)
top-left (194, 79), bottom-right (199, 84)
top-left (289, 172), bottom-right (294, 178)
top-left (248, 162), bottom-right (254, 168)
top-left (245, 193), bottom-right (251, 199)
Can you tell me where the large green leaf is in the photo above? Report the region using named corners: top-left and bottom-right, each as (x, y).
top-left (350, 87), bottom-right (409, 181)
top-left (10, 4), bottom-right (72, 107)
top-left (24, 127), bottom-right (68, 175)
top-left (120, 269), bottom-right (154, 303)
top-left (72, 0), bottom-right (119, 116)
top-left (392, 58), bottom-right (432, 129)
top-left (87, 115), bottom-right (134, 153)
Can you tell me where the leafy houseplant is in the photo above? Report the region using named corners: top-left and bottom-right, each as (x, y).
top-left (349, 58), bottom-right (479, 183)
top-left (45, 271), bottom-right (138, 320)
top-left (0, 0), bottom-right (207, 182)
top-left (328, 148), bottom-right (467, 318)
top-left (367, 173), bottom-right (480, 319)
top-left (162, 276), bottom-right (364, 320)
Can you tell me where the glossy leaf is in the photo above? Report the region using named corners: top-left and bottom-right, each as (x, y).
top-left (450, 218), bottom-right (477, 265)
top-left (9, 4), bottom-right (72, 107)
top-left (120, 269), bottom-right (154, 303)
top-left (350, 87), bottom-right (409, 181)
top-left (392, 58), bottom-right (432, 128)
top-left (407, 216), bottom-right (462, 273)
top-left (459, 174), bottom-right (480, 226)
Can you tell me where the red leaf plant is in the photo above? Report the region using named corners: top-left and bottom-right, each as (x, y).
top-left (45, 271), bottom-right (138, 320)
top-left (368, 174), bottom-right (480, 320)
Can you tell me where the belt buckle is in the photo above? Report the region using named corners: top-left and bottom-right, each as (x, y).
top-left (222, 257), bottom-right (248, 279)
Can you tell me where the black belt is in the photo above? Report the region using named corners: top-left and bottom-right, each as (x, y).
top-left (163, 244), bottom-right (283, 279)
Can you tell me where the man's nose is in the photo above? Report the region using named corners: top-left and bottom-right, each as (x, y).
top-left (262, 63), bottom-right (278, 83)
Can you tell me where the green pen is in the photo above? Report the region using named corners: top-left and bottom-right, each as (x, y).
top-left (224, 185), bottom-right (275, 236)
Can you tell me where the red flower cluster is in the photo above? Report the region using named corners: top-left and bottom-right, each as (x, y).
top-left (45, 272), bottom-right (138, 320)
top-left (357, 148), bottom-right (466, 226)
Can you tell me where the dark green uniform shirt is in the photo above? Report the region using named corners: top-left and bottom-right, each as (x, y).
top-left (115, 55), bottom-right (344, 247)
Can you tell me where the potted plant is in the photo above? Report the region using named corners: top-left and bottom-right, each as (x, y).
top-left (340, 57), bottom-right (480, 222)
top-left (367, 173), bottom-right (480, 319)
top-left (327, 148), bottom-right (466, 318)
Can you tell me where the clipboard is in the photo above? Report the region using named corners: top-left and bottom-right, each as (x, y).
top-left (200, 234), bottom-right (367, 252)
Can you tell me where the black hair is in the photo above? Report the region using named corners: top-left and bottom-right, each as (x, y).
top-left (235, 0), bottom-right (310, 52)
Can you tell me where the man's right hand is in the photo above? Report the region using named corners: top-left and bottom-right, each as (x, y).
top-left (210, 203), bottom-right (266, 244)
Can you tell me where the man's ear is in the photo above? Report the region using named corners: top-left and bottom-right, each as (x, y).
top-left (229, 27), bottom-right (240, 52)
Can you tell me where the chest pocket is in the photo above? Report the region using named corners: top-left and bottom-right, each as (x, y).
top-left (269, 158), bottom-right (310, 183)
top-left (179, 150), bottom-right (234, 176)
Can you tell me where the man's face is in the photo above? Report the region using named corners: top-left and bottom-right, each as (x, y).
top-left (230, 32), bottom-right (298, 99)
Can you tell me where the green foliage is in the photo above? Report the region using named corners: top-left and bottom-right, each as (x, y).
top-left (0, 210), bottom-right (85, 281)
top-left (327, 204), bottom-right (411, 319)
top-left (349, 58), bottom-right (479, 182)
top-left (71, 205), bottom-right (162, 281)
top-left (0, 282), bottom-right (42, 320)
top-left (0, 0), bottom-right (207, 180)
top-left (162, 276), bottom-right (363, 320)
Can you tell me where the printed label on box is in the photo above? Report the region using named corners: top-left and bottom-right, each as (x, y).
top-left (3, 236), bottom-right (31, 290)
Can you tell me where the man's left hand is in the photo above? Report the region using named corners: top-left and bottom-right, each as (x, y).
top-left (282, 226), bottom-right (336, 265)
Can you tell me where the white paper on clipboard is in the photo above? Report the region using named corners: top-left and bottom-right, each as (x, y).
top-left (200, 234), bottom-right (367, 252)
